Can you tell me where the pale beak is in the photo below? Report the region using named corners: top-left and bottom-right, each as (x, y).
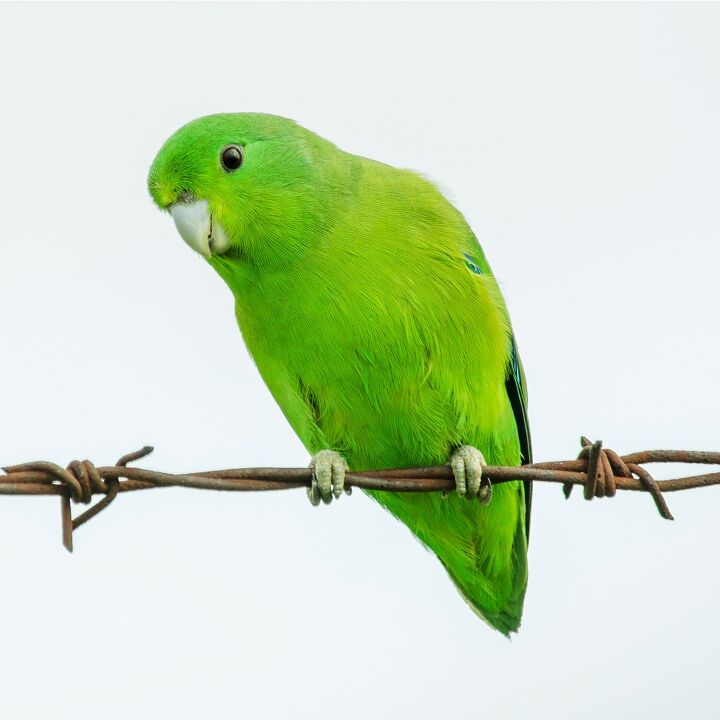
top-left (169, 199), bottom-right (230, 258)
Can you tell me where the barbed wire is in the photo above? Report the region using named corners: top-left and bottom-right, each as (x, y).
top-left (2, 437), bottom-right (719, 552)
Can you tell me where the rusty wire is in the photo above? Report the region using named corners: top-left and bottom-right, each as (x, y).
top-left (2, 437), bottom-right (720, 552)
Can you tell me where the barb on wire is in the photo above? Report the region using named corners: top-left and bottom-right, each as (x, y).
top-left (2, 437), bottom-right (720, 552)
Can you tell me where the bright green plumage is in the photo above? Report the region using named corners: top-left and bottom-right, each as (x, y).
top-left (148, 113), bottom-right (531, 634)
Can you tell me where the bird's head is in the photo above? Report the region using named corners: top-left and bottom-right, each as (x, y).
top-left (148, 113), bottom-right (336, 270)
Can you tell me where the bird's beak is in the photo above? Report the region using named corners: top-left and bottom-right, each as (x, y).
top-left (169, 199), bottom-right (230, 258)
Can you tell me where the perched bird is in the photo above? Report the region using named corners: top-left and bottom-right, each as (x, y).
top-left (148, 114), bottom-right (532, 634)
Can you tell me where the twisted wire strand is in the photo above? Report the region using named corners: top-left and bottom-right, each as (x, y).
top-left (3, 438), bottom-right (720, 550)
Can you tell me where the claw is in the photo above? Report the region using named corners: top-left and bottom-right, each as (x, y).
top-left (478, 477), bottom-right (493, 505)
top-left (308, 450), bottom-right (348, 506)
top-left (307, 476), bottom-right (322, 506)
top-left (449, 445), bottom-right (490, 502)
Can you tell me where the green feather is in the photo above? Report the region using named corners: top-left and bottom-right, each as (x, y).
top-left (149, 113), bottom-right (531, 633)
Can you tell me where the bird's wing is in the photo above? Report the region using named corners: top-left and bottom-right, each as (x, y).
top-left (505, 333), bottom-right (533, 540)
top-left (461, 247), bottom-right (532, 537)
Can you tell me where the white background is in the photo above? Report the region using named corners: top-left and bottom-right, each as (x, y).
top-left (1, 3), bottom-right (719, 718)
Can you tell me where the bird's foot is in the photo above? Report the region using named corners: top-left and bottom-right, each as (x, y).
top-left (307, 449), bottom-right (350, 506)
top-left (449, 445), bottom-right (492, 504)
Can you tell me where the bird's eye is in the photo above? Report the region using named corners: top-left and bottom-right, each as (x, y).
top-left (221, 145), bottom-right (244, 172)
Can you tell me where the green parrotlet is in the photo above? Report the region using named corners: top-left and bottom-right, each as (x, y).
top-left (148, 113), bottom-right (532, 634)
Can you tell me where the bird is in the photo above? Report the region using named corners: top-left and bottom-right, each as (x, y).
top-left (148, 113), bottom-right (532, 634)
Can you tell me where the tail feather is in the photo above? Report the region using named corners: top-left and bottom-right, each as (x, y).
top-left (367, 479), bottom-right (529, 634)
top-left (441, 505), bottom-right (528, 635)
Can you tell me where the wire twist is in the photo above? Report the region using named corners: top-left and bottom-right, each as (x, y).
top-left (562, 437), bottom-right (673, 519)
top-left (3, 446), bottom-right (153, 551)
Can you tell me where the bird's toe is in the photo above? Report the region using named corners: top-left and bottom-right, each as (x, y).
top-left (308, 449), bottom-right (349, 506)
top-left (449, 445), bottom-right (491, 502)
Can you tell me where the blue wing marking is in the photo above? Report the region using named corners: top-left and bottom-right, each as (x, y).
top-left (462, 252), bottom-right (483, 275)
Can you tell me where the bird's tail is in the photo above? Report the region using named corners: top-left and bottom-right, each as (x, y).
top-left (368, 480), bottom-right (529, 635)
top-left (440, 502), bottom-right (528, 635)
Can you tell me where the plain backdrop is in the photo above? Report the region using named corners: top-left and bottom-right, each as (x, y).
top-left (1, 3), bottom-right (719, 719)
